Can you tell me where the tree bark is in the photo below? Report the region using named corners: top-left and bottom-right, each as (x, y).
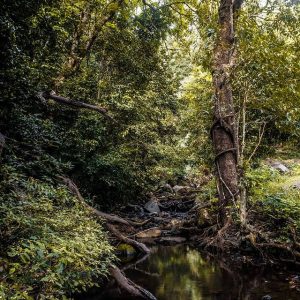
top-left (211, 0), bottom-right (243, 223)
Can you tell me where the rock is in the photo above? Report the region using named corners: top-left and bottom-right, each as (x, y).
top-left (173, 185), bottom-right (187, 194)
top-left (197, 208), bottom-right (211, 226)
top-left (159, 236), bottom-right (186, 244)
top-left (291, 181), bottom-right (300, 189)
top-left (283, 178), bottom-right (300, 190)
top-left (144, 199), bottom-right (161, 213)
top-left (261, 295), bottom-right (272, 300)
top-left (135, 227), bottom-right (162, 238)
top-left (164, 218), bottom-right (183, 230)
top-left (271, 162), bottom-right (289, 173)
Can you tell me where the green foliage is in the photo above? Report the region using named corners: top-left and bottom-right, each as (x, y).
top-left (233, 1), bottom-right (300, 157)
top-left (246, 164), bottom-right (300, 239)
top-left (0, 165), bottom-right (114, 299)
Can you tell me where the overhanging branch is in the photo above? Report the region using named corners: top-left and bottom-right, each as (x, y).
top-left (39, 91), bottom-right (113, 120)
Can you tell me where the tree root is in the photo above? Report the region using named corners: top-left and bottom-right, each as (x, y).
top-left (204, 216), bottom-right (233, 250)
top-left (256, 242), bottom-right (300, 259)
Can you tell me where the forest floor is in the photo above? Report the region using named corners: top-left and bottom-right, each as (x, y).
top-left (107, 157), bottom-right (300, 270)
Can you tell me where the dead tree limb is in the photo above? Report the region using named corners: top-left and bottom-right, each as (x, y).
top-left (107, 223), bottom-right (150, 254)
top-left (58, 176), bottom-right (133, 225)
top-left (58, 176), bottom-right (151, 255)
top-left (39, 91), bottom-right (113, 120)
top-left (109, 266), bottom-right (157, 300)
top-left (121, 253), bottom-right (150, 272)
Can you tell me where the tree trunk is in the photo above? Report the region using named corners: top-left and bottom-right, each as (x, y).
top-left (211, 0), bottom-right (243, 223)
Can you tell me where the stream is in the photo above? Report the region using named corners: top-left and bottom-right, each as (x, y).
top-left (79, 245), bottom-right (300, 300)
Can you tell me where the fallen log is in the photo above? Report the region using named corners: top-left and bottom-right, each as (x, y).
top-left (109, 266), bottom-right (157, 300)
top-left (59, 176), bottom-right (154, 297)
top-left (93, 210), bottom-right (131, 226)
top-left (59, 176), bottom-right (150, 254)
top-left (107, 223), bottom-right (150, 254)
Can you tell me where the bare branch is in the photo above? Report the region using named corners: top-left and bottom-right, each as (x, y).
top-left (247, 122), bottom-right (266, 163)
top-left (40, 91), bottom-right (113, 120)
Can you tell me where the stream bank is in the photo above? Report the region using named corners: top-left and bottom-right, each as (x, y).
top-left (70, 163), bottom-right (300, 300)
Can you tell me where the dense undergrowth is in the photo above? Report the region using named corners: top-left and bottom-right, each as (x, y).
top-left (196, 161), bottom-right (300, 254)
top-left (0, 165), bottom-right (114, 299)
top-left (247, 163), bottom-right (300, 241)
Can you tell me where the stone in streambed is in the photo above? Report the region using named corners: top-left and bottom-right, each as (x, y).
top-left (159, 236), bottom-right (186, 244)
top-left (173, 185), bottom-right (187, 194)
top-left (144, 199), bottom-right (161, 213)
top-left (135, 227), bottom-right (162, 238)
top-left (270, 162), bottom-right (289, 173)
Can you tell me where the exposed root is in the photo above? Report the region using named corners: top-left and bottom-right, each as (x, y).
top-left (256, 242), bottom-right (300, 259)
top-left (204, 216), bottom-right (233, 250)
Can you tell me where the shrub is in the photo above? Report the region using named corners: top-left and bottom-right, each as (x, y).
top-left (0, 165), bottom-right (114, 299)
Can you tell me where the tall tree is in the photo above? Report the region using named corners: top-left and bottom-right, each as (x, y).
top-left (211, 0), bottom-right (243, 223)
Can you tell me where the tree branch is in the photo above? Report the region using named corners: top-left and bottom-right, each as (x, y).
top-left (39, 91), bottom-right (113, 120)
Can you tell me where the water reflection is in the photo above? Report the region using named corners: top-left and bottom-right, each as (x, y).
top-left (79, 245), bottom-right (300, 300)
top-left (126, 245), bottom-right (299, 300)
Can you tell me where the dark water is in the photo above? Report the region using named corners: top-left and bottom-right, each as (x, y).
top-left (80, 245), bottom-right (300, 300)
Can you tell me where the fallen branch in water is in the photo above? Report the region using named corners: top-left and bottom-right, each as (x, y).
top-left (58, 176), bottom-right (154, 298)
top-left (107, 223), bottom-right (150, 254)
top-left (121, 253), bottom-right (150, 271)
top-left (109, 266), bottom-right (157, 300)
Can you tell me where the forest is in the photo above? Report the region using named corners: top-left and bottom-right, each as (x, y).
top-left (0, 0), bottom-right (300, 299)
